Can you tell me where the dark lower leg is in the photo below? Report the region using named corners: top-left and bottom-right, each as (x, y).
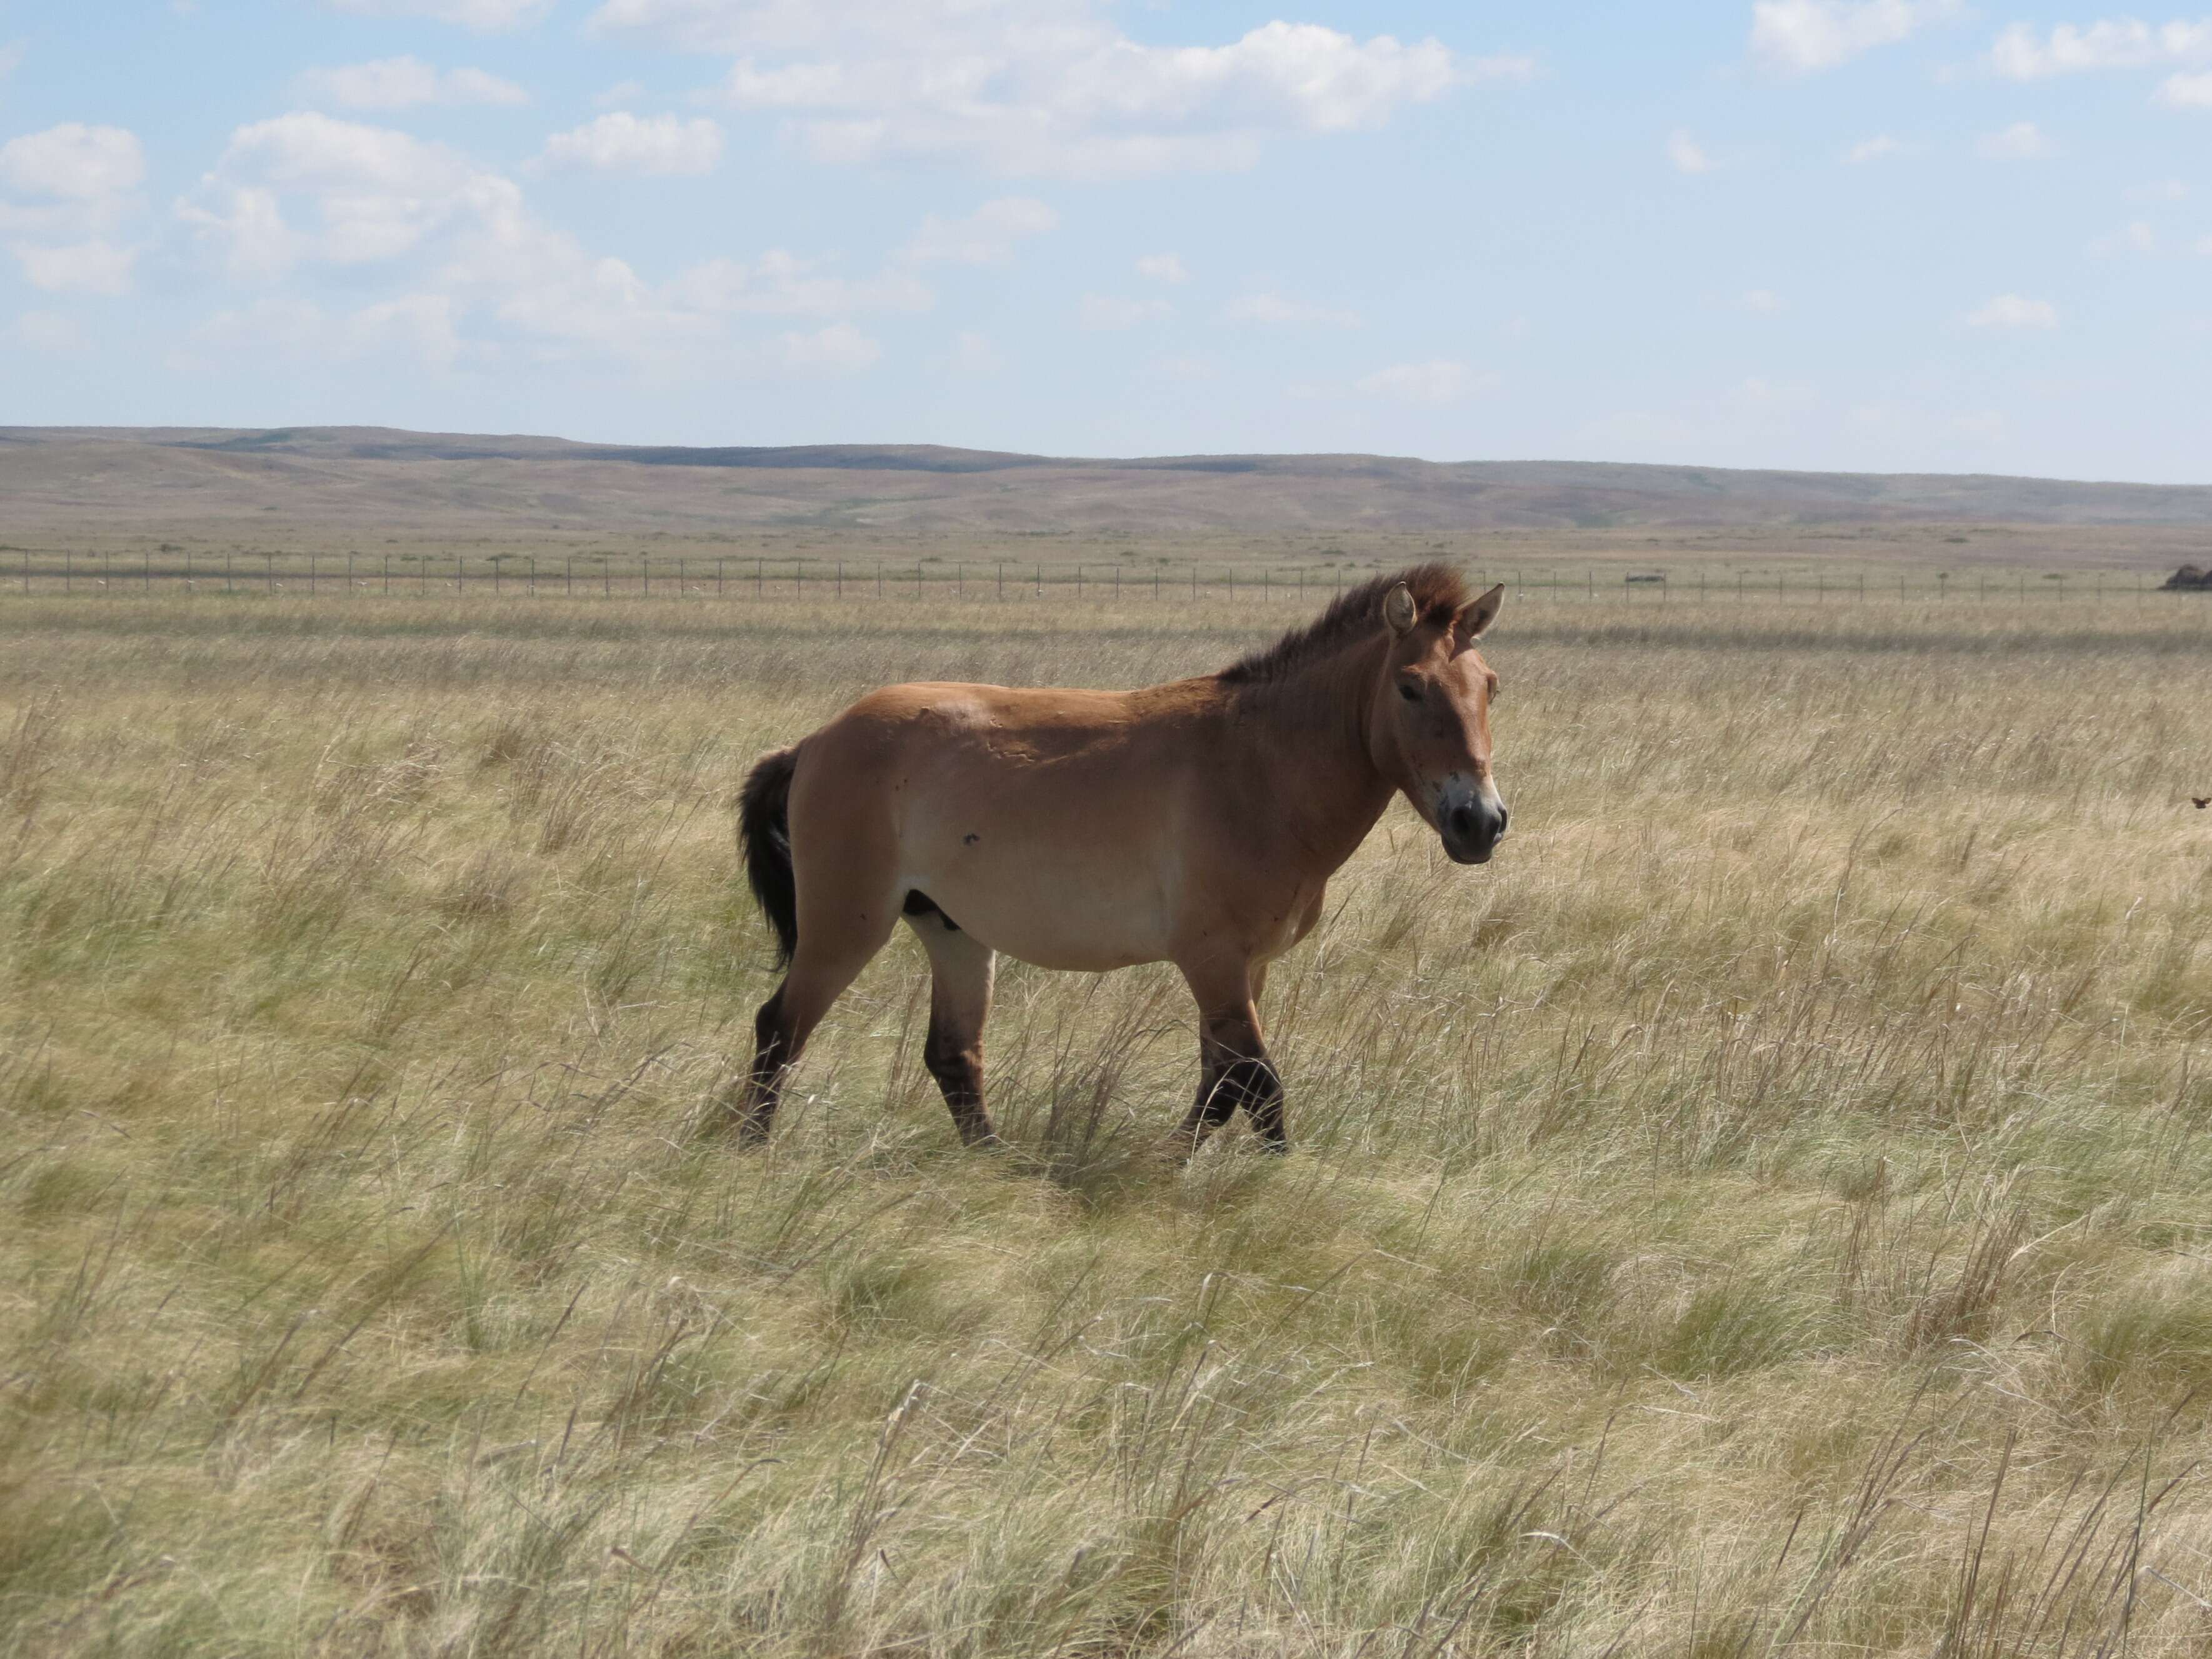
top-left (728, 985), bottom-right (791, 1142)
top-left (1171, 1027), bottom-right (1286, 1156)
top-left (923, 1022), bottom-right (996, 1146)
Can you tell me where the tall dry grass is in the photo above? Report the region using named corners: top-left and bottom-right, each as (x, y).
top-left (3, 591), bottom-right (2211, 1656)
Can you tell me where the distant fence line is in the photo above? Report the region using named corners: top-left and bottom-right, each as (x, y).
top-left (1, 550), bottom-right (2202, 605)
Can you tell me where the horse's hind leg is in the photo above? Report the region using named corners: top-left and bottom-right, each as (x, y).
top-left (1167, 963), bottom-right (1287, 1159)
top-left (905, 902), bottom-right (998, 1146)
top-left (730, 910), bottom-right (898, 1144)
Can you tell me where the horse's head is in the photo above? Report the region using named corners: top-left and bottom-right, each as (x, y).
top-left (1370, 579), bottom-right (1508, 865)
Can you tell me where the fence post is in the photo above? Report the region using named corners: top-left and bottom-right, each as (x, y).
top-left (997, 562), bottom-right (1004, 600)
top-left (1036, 563), bottom-right (1043, 596)
top-left (718, 559), bottom-right (724, 597)
top-left (267, 554), bottom-right (275, 593)
top-left (384, 554), bottom-right (390, 595)
top-left (837, 561), bottom-right (843, 598)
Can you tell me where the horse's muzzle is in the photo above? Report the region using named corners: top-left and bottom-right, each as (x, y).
top-left (1441, 799), bottom-right (1508, 865)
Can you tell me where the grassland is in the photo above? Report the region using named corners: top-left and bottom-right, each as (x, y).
top-left (3, 589), bottom-right (2212, 1656)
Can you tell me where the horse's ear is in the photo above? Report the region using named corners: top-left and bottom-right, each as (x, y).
top-left (1383, 582), bottom-right (1418, 635)
top-left (1453, 584), bottom-right (1504, 647)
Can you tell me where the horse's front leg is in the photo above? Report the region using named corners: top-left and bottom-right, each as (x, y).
top-left (1167, 961), bottom-right (1287, 1159)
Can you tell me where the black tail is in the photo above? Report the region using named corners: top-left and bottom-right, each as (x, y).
top-left (738, 745), bottom-right (800, 967)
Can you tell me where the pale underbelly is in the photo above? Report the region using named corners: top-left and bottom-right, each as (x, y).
top-left (901, 855), bottom-right (1176, 972)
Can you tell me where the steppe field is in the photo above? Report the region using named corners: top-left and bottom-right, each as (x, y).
top-left (6, 580), bottom-right (2212, 1658)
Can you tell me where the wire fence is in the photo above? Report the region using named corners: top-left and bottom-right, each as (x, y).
top-left (2, 550), bottom-right (2206, 605)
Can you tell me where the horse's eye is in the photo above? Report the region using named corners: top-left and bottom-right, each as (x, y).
top-left (1398, 682), bottom-right (1421, 703)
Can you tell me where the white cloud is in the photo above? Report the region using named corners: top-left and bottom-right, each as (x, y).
top-left (0, 41), bottom-right (23, 82)
top-left (1224, 291), bottom-right (1360, 326)
top-left (1078, 293), bottom-right (1170, 329)
top-left (0, 123), bottom-right (144, 199)
top-left (1356, 359), bottom-right (1486, 404)
top-left (666, 248), bottom-right (930, 314)
top-left (1965, 292), bottom-right (2058, 328)
top-left (2088, 219), bottom-right (2158, 254)
top-left (595, 79), bottom-right (646, 108)
top-left (776, 321), bottom-right (879, 372)
top-left (178, 114), bottom-right (486, 274)
top-left (947, 329), bottom-right (1002, 374)
top-left (179, 292), bottom-right (466, 372)
top-left (540, 112), bottom-right (724, 175)
top-left (1988, 18), bottom-right (2212, 79)
top-left (1976, 120), bottom-right (2056, 159)
top-left (592, 1), bottom-right (1499, 177)
top-left (9, 309), bottom-right (81, 352)
top-left (2198, 233), bottom-right (2212, 254)
top-left (1845, 132), bottom-right (1904, 161)
top-left (2127, 177), bottom-right (2190, 199)
top-left (1741, 288), bottom-right (1786, 312)
top-left (1666, 129), bottom-right (1713, 172)
top-left (324, 0), bottom-right (551, 31)
top-left (1749, 0), bottom-right (1959, 75)
top-left (1136, 252), bottom-right (1188, 284)
top-left (899, 197), bottom-right (1057, 264)
top-left (174, 111), bottom-right (929, 376)
top-left (2158, 68), bottom-right (2212, 102)
top-left (297, 57), bottom-right (530, 109)
top-left (15, 239), bottom-right (136, 294)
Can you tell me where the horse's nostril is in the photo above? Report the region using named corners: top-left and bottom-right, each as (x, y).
top-left (1448, 804), bottom-right (1476, 838)
top-left (1496, 805), bottom-right (1510, 836)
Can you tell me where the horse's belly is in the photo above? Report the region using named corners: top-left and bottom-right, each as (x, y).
top-left (909, 850), bottom-right (1174, 972)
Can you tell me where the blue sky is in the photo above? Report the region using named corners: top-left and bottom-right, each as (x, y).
top-left (1, 1), bottom-right (2208, 479)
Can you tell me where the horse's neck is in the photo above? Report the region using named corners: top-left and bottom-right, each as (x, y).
top-left (1230, 640), bottom-right (1395, 872)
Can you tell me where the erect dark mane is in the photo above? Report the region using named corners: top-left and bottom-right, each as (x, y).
top-left (1216, 562), bottom-right (1471, 685)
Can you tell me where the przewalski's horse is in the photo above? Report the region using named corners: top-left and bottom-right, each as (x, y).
top-left (729, 564), bottom-right (1508, 1157)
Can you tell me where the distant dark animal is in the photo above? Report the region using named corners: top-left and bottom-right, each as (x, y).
top-left (2195, 797), bottom-right (2210, 810)
top-left (2161, 565), bottom-right (2212, 591)
top-left (728, 564), bottom-right (1510, 1158)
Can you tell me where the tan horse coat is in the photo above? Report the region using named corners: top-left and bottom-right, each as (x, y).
top-left (731, 563), bottom-right (1507, 1154)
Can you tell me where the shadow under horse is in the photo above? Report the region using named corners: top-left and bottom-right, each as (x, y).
top-left (728, 563), bottom-right (1510, 1158)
